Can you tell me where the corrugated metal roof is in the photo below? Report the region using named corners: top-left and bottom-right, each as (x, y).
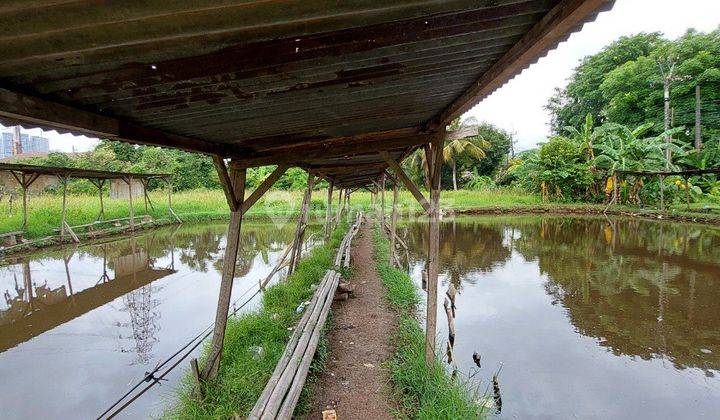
top-left (0, 0), bottom-right (614, 187)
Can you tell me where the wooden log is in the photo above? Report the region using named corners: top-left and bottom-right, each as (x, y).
top-left (250, 215), bottom-right (362, 419)
top-left (258, 271), bottom-right (337, 418)
top-left (249, 271), bottom-right (334, 419)
top-left (63, 221), bottom-right (80, 243)
top-left (277, 272), bottom-right (340, 419)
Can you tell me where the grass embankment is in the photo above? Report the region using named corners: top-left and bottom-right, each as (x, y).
top-left (372, 226), bottom-right (480, 419)
top-left (166, 222), bottom-right (348, 419)
top-left (3, 187), bottom-right (719, 240)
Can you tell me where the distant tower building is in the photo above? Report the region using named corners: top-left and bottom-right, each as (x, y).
top-left (0, 126), bottom-right (49, 158)
top-left (0, 132), bottom-right (12, 158)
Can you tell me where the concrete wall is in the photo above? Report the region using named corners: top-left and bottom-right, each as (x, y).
top-left (0, 172), bottom-right (59, 195)
top-left (109, 178), bottom-right (145, 199)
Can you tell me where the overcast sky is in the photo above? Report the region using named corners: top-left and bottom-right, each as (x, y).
top-left (2, 0), bottom-right (719, 154)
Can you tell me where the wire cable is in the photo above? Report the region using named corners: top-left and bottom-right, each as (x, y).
top-left (96, 282), bottom-right (262, 419)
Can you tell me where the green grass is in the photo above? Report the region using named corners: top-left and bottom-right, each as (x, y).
top-left (3, 187), bottom-right (718, 240)
top-left (372, 226), bottom-right (481, 419)
top-left (165, 221), bottom-right (348, 419)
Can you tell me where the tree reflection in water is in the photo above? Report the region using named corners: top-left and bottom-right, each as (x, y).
top-left (402, 216), bottom-right (720, 373)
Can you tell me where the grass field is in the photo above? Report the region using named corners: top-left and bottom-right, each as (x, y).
top-left (2, 187), bottom-right (719, 240)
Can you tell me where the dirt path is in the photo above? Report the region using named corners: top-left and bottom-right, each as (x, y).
top-left (307, 219), bottom-right (397, 419)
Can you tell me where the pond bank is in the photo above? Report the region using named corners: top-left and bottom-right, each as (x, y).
top-left (452, 203), bottom-right (720, 226)
top-left (372, 224), bottom-right (481, 419)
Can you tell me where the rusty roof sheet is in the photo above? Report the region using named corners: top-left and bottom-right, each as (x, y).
top-left (0, 0), bottom-right (614, 187)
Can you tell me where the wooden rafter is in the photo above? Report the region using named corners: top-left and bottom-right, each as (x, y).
top-left (380, 151), bottom-right (430, 213)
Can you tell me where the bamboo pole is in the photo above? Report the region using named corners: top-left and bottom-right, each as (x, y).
top-left (288, 174), bottom-right (314, 276)
top-left (201, 164), bottom-right (246, 381)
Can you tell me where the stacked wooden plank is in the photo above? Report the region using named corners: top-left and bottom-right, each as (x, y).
top-left (248, 212), bottom-right (362, 420)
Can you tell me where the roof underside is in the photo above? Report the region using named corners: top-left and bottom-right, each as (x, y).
top-left (0, 0), bottom-right (613, 188)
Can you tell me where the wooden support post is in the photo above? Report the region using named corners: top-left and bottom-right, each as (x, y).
top-left (380, 174), bottom-right (386, 227)
top-left (380, 151), bottom-right (431, 213)
top-left (684, 176), bottom-right (691, 211)
top-left (97, 179), bottom-right (106, 220)
top-left (125, 175), bottom-right (135, 230)
top-left (60, 175), bottom-right (68, 240)
top-left (202, 161), bottom-right (246, 381)
top-left (389, 181), bottom-right (399, 267)
top-left (288, 173), bottom-right (314, 276)
top-left (324, 181), bottom-right (334, 242)
top-left (425, 131), bottom-right (444, 365)
top-left (142, 179), bottom-right (149, 213)
top-left (336, 188), bottom-right (343, 226)
top-left (10, 172), bottom-right (39, 232)
top-left (240, 165), bottom-right (288, 214)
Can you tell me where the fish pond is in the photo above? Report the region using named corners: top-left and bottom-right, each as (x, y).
top-left (401, 215), bottom-right (720, 419)
top-left (0, 221), bottom-right (320, 419)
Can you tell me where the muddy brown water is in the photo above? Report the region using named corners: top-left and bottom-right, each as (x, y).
top-left (0, 221), bottom-right (319, 419)
top-left (402, 215), bottom-right (720, 419)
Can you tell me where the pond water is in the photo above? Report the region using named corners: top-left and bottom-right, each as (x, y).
top-left (402, 215), bottom-right (720, 419)
top-left (0, 221), bottom-right (318, 419)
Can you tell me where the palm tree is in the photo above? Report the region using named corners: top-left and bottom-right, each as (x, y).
top-left (444, 119), bottom-right (490, 190)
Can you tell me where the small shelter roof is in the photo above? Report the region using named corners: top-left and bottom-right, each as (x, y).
top-left (0, 162), bottom-right (170, 181)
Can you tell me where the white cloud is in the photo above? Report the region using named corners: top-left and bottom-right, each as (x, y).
top-left (464, 0), bottom-right (720, 152)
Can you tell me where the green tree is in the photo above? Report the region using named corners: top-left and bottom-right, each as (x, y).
top-left (547, 33), bottom-right (665, 132)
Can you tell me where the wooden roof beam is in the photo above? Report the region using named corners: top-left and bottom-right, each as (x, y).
top-left (0, 87), bottom-right (236, 157)
top-left (432, 0), bottom-right (613, 126)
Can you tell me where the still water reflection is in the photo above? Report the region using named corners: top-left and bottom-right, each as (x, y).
top-left (0, 222), bottom-right (316, 419)
top-left (403, 216), bottom-right (720, 419)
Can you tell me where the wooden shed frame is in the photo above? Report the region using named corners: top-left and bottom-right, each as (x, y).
top-left (0, 0), bottom-right (615, 377)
